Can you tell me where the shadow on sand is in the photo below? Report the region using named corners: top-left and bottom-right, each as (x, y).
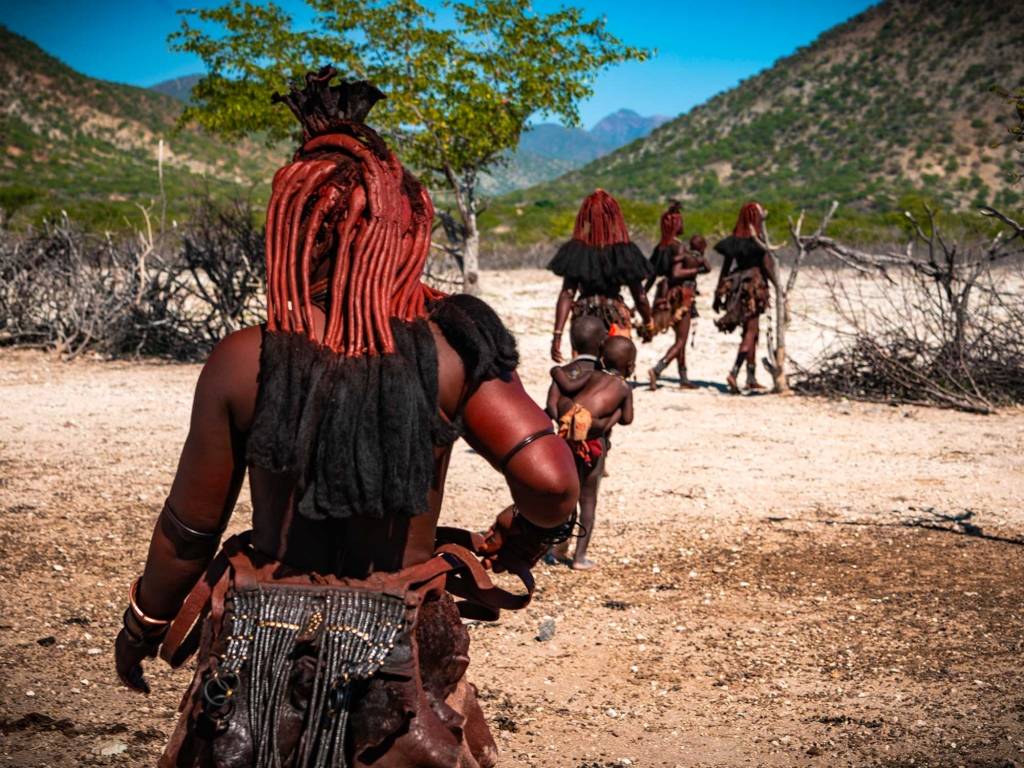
top-left (630, 376), bottom-right (735, 395)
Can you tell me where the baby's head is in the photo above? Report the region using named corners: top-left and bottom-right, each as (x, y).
top-left (569, 315), bottom-right (608, 357)
top-left (689, 234), bottom-right (707, 254)
top-left (600, 335), bottom-right (636, 377)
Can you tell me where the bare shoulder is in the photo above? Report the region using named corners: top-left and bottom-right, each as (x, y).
top-left (198, 325), bottom-right (263, 429)
top-left (204, 325), bottom-right (262, 378)
top-left (428, 319), bottom-right (467, 420)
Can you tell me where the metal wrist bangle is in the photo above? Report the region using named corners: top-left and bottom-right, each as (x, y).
top-left (122, 607), bottom-right (168, 644)
top-left (129, 577), bottom-right (172, 629)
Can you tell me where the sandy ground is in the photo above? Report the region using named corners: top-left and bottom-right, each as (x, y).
top-left (1, 268), bottom-right (1023, 767)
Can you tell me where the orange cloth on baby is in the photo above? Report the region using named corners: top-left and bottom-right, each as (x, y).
top-left (557, 403), bottom-right (592, 442)
top-left (557, 404), bottom-right (603, 467)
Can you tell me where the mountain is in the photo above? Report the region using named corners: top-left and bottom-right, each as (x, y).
top-left (484, 0), bottom-right (1024, 248)
top-left (0, 27), bottom-right (281, 229)
top-left (479, 110), bottom-right (670, 195)
top-left (589, 109), bottom-right (670, 149)
top-left (150, 74), bottom-right (203, 104)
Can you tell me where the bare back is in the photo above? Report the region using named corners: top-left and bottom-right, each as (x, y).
top-left (556, 370), bottom-right (632, 438)
top-left (158, 304), bottom-right (574, 583)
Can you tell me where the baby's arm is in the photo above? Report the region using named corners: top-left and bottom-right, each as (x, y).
top-left (592, 407), bottom-right (623, 434)
top-left (545, 378), bottom-right (560, 420)
top-left (551, 365), bottom-right (590, 395)
top-left (619, 385), bottom-right (635, 426)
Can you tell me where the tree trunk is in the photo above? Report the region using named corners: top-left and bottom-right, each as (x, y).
top-left (462, 206), bottom-right (480, 295)
top-left (771, 284), bottom-right (791, 394)
top-left (445, 166), bottom-right (481, 295)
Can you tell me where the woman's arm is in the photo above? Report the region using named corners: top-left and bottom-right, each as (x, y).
top-left (461, 372), bottom-right (579, 528)
top-left (627, 280), bottom-right (653, 327)
top-left (551, 277), bottom-right (578, 363)
top-left (619, 385), bottom-right (635, 426)
top-left (135, 334), bottom-right (253, 618)
top-left (116, 331), bottom-right (254, 692)
top-left (715, 251), bottom-right (734, 292)
top-left (713, 251), bottom-right (734, 312)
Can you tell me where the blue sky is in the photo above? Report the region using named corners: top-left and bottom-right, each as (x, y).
top-left (2, 0), bottom-right (877, 128)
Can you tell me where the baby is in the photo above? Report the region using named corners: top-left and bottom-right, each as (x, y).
top-left (548, 335), bottom-right (635, 570)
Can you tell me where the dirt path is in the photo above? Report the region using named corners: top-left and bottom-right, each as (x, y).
top-left (1, 269), bottom-right (1022, 767)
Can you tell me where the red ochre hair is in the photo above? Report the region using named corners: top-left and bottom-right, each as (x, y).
top-left (572, 189), bottom-right (632, 247)
top-left (658, 201), bottom-right (683, 246)
top-left (264, 69), bottom-right (440, 358)
top-left (733, 201), bottom-right (765, 239)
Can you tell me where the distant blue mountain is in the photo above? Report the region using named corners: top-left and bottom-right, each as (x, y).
top-left (150, 74), bottom-right (203, 104)
top-left (482, 109), bottom-right (670, 194)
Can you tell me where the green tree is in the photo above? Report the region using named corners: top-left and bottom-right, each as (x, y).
top-left (171, 0), bottom-right (648, 292)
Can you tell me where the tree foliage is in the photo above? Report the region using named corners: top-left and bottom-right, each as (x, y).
top-left (171, 0), bottom-right (648, 194)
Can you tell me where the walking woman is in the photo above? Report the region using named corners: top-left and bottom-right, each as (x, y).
top-left (646, 201), bottom-right (710, 389)
top-left (712, 201), bottom-right (778, 393)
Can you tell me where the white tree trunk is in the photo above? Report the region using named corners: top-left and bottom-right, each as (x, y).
top-left (462, 206), bottom-right (480, 295)
top-left (771, 284), bottom-right (791, 394)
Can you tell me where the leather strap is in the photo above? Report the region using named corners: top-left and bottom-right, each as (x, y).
top-left (434, 542), bottom-right (534, 621)
top-left (159, 533), bottom-right (249, 668)
top-left (434, 526), bottom-right (535, 619)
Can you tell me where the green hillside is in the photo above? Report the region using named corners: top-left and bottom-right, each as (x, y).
top-left (0, 26), bottom-right (283, 230)
top-left (482, 0), bottom-right (1024, 250)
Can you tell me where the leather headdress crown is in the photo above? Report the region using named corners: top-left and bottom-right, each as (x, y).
top-left (272, 65), bottom-right (385, 141)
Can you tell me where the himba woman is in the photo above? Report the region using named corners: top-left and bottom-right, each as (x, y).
top-left (712, 201), bottom-right (779, 393)
top-left (548, 189), bottom-right (654, 362)
top-left (646, 201), bottom-right (711, 389)
top-left (113, 68), bottom-right (579, 768)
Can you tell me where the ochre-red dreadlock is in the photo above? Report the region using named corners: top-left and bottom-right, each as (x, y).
top-left (571, 189), bottom-right (632, 247)
top-left (733, 201), bottom-right (765, 240)
top-left (264, 71), bottom-right (440, 358)
top-left (658, 201), bottom-right (683, 246)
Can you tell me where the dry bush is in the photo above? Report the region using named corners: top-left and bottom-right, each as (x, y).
top-left (791, 208), bottom-right (1024, 413)
top-left (0, 198), bottom-right (476, 361)
top-left (0, 197), bottom-right (266, 361)
top-left (176, 198), bottom-right (266, 350)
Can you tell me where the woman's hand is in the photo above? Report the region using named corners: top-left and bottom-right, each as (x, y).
top-left (114, 613), bottom-right (166, 694)
top-left (478, 505), bottom-right (573, 574)
top-left (550, 333), bottom-right (564, 363)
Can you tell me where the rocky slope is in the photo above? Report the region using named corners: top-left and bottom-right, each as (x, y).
top-left (0, 27), bottom-right (281, 229)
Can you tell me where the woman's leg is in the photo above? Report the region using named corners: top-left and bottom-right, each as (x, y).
top-left (648, 327), bottom-right (686, 390)
top-left (744, 318), bottom-right (764, 389)
top-left (727, 318), bottom-right (758, 394)
top-left (727, 338), bottom-right (746, 394)
top-left (676, 315), bottom-right (695, 387)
